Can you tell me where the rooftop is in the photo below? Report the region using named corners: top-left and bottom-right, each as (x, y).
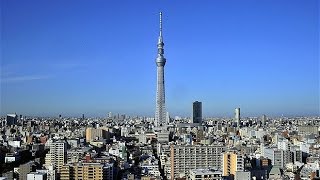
top-left (190, 169), bottom-right (222, 175)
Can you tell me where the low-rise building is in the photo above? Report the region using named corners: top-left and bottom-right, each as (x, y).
top-left (189, 169), bottom-right (222, 180)
top-left (27, 172), bottom-right (47, 180)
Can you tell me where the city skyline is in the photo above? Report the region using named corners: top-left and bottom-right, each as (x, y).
top-left (1, 0), bottom-right (319, 117)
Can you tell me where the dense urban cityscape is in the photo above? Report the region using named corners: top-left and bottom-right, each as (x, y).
top-left (1, 1), bottom-right (319, 180)
top-left (0, 110), bottom-right (320, 179)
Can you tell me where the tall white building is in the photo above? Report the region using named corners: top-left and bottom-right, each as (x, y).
top-left (166, 112), bottom-right (170, 124)
top-left (235, 108), bottom-right (240, 127)
top-left (45, 142), bottom-right (67, 172)
top-left (278, 139), bottom-right (290, 151)
top-left (155, 12), bottom-right (167, 127)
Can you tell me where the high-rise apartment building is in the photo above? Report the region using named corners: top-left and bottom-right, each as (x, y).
top-left (234, 108), bottom-right (240, 127)
top-left (222, 152), bottom-right (244, 177)
top-left (170, 144), bottom-right (226, 179)
top-left (261, 114), bottom-right (267, 125)
top-left (166, 112), bottom-right (170, 124)
top-left (155, 12), bottom-right (167, 127)
top-left (85, 127), bottom-right (109, 142)
top-left (108, 112), bottom-right (112, 119)
top-left (60, 163), bottom-right (113, 180)
top-left (192, 101), bottom-right (202, 124)
top-left (45, 142), bottom-right (67, 172)
top-left (60, 165), bottom-right (71, 180)
top-left (262, 146), bottom-right (292, 168)
top-left (277, 138), bottom-right (291, 151)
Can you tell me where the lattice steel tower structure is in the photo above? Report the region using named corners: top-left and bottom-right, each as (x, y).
top-left (155, 12), bottom-right (166, 127)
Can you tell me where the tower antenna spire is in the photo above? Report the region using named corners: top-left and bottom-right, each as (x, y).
top-left (159, 12), bottom-right (163, 37)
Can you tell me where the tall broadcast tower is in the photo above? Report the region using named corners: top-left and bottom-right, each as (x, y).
top-left (155, 12), bottom-right (166, 127)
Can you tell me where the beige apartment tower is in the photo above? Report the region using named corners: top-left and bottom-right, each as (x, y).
top-left (85, 127), bottom-right (109, 142)
top-left (222, 152), bottom-right (244, 177)
top-left (45, 142), bottom-right (67, 172)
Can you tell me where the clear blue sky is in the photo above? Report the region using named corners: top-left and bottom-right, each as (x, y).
top-left (1, 0), bottom-right (319, 117)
